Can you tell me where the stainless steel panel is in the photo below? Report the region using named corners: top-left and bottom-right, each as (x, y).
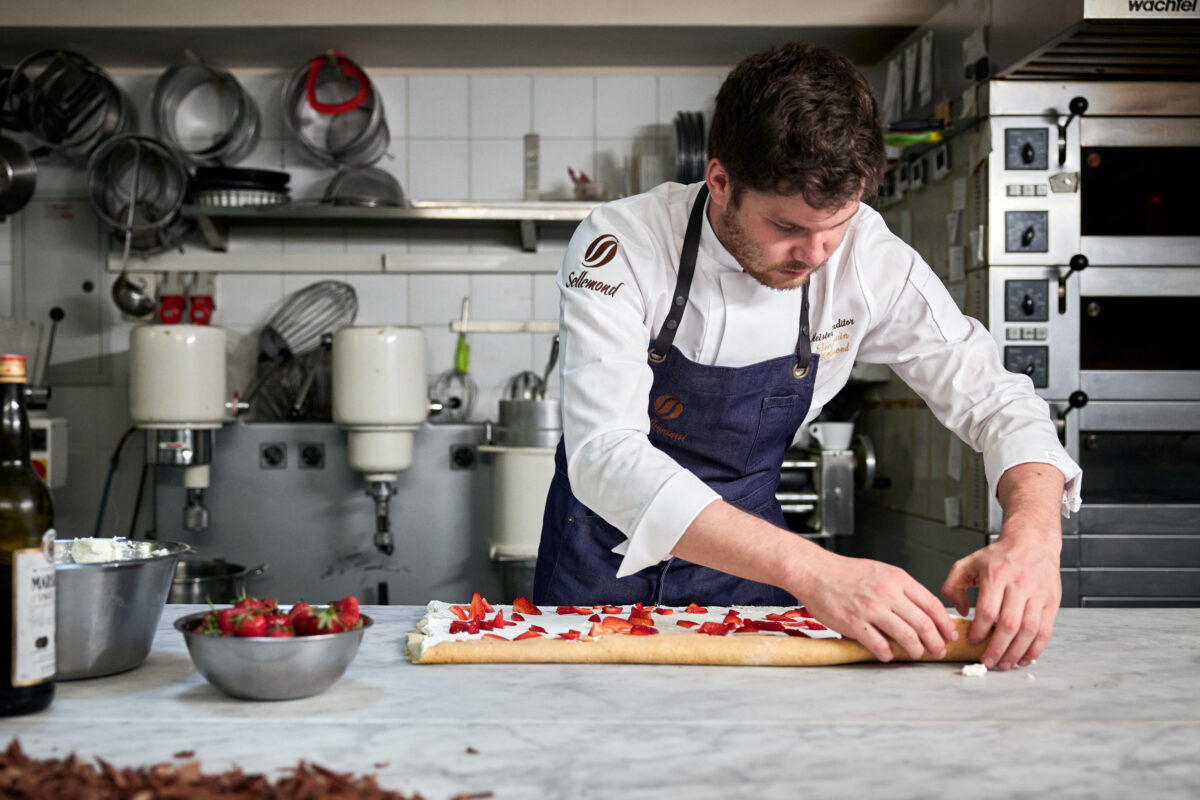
top-left (154, 421), bottom-right (502, 604)
top-left (987, 266), bottom-right (1079, 400)
top-left (1080, 505), bottom-right (1200, 535)
top-left (1080, 237), bottom-right (1200, 267)
top-left (1061, 534), bottom-right (1080, 568)
top-left (1081, 534), bottom-right (1200, 567)
top-left (1081, 372), bottom-right (1200, 401)
top-left (1078, 568), bottom-right (1200, 596)
top-left (1081, 596), bottom-right (1200, 608)
top-left (989, 81), bottom-right (1200, 117)
top-left (1061, 568), bottom-right (1080, 607)
top-left (1079, 401), bottom-right (1200, 431)
top-left (1078, 266), bottom-right (1200, 295)
top-left (1080, 117), bottom-right (1200, 148)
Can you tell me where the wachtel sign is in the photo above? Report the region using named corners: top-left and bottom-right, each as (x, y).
top-left (1089, 0), bottom-right (1198, 14)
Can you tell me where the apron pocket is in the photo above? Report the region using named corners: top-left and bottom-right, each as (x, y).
top-left (744, 394), bottom-right (797, 473)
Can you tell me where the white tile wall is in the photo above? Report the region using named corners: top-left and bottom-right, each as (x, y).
top-left (9, 63), bottom-right (729, 540)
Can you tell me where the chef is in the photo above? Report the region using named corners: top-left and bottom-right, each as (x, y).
top-left (534, 42), bottom-right (1082, 672)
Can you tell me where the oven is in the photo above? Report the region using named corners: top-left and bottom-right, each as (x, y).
top-left (984, 80), bottom-right (1200, 605)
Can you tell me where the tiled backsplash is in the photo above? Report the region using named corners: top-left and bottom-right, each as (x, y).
top-left (1, 65), bottom-right (724, 538)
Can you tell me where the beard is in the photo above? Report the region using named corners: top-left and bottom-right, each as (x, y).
top-left (718, 202), bottom-right (823, 291)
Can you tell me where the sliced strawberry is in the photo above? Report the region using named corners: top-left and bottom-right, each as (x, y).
top-left (628, 616), bottom-right (655, 627)
top-left (449, 620), bottom-right (468, 634)
top-left (587, 613), bottom-right (601, 622)
top-left (785, 629), bottom-right (811, 638)
top-left (766, 613), bottom-right (791, 622)
top-left (515, 630), bottom-right (543, 640)
top-left (510, 612), bottom-right (525, 622)
top-left (676, 620), bottom-right (699, 628)
top-left (587, 622), bottom-right (606, 638)
top-left (491, 610), bottom-right (512, 629)
top-left (628, 602), bottom-right (646, 619)
top-left (602, 605), bottom-right (623, 615)
top-left (482, 633), bottom-right (508, 641)
top-left (685, 602), bottom-right (708, 614)
top-left (601, 616), bottom-right (633, 632)
top-left (470, 591), bottom-right (488, 621)
top-left (629, 625), bottom-right (659, 635)
top-left (557, 630), bottom-right (581, 640)
top-left (449, 605), bottom-right (470, 620)
top-left (722, 612), bottom-right (741, 626)
top-left (802, 620), bottom-right (828, 631)
top-left (653, 607), bottom-right (674, 615)
top-left (512, 596), bottom-right (542, 616)
top-left (698, 621), bottom-right (732, 636)
top-left (752, 620), bottom-right (785, 632)
top-left (528, 624), bottom-right (548, 634)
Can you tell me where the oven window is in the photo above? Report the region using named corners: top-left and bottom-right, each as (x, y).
top-left (1079, 431), bottom-right (1200, 505)
top-left (1080, 296), bottom-right (1200, 370)
top-left (1081, 147), bottom-right (1200, 237)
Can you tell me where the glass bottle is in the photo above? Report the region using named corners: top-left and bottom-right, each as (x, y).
top-left (0, 354), bottom-right (55, 716)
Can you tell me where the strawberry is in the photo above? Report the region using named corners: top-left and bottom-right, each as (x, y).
top-left (654, 607), bottom-right (674, 615)
top-left (233, 590), bottom-right (263, 613)
top-left (601, 616), bottom-right (633, 632)
top-left (512, 596), bottom-right (542, 616)
top-left (333, 596), bottom-right (361, 630)
top-left (233, 610), bottom-right (267, 637)
top-left (217, 607), bottom-right (238, 633)
top-left (629, 625), bottom-right (658, 635)
top-left (698, 621), bottom-right (732, 636)
top-left (556, 630), bottom-right (581, 640)
top-left (587, 622), bottom-right (606, 638)
top-left (515, 630), bottom-right (543, 640)
top-left (685, 603), bottom-right (708, 614)
top-left (449, 605), bottom-right (470, 620)
top-left (265, 622), bottom-right (294, 638)
top-left (676, 620), bottom-right (699, 628)
top-left (587, 614), bottom-right (602, 623)
top-left (510, 612), bottom-right (525, 622)
top-left (470, 592), bottom-right (488, 621)
top-left (528, 625), bottom-right (547, 634)
top-left (602, 605), bottom-right (623, 615)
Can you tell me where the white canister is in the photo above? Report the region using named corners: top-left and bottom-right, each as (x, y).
top-left (129, 324), bottom-right (227, 429)
top-left (332, 326), bottom-right (427, 478)
top-left (478, 445), bottom-right (556, 560)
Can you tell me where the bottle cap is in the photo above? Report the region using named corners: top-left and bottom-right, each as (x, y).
top-left (0, 354), bottom-right (28, 383)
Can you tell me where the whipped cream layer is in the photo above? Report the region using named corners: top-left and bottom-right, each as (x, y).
top-left (414, 600), bottom-right (843, 659)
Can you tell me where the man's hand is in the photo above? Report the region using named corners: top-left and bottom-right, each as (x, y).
top-left (673, 500), bottom-right (958, 661)
top-left (798, 549), bottom-right (959, 662)
top-left (941, 463), bottom-right (1065, 671)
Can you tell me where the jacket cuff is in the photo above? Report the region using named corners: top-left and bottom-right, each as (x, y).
top-left (614, 472), bottom-right (721, 577)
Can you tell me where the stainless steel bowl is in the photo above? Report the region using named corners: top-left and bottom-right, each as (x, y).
top-left (175, 611), bottom-right (372, 701)
top-left (55, 539), bottom-right (193, 680)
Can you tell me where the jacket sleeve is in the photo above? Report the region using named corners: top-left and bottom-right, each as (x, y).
top-left (557, 201), bottom-right (721, 577)
top-left (853, 235), bottom-right (1082, 517)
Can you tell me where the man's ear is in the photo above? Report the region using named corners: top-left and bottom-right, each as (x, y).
top-left (705, 158), bottom-right (731, 208)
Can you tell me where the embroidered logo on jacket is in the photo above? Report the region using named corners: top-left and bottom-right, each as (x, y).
top-left (582, 234), bottom-right (619, 268)
top-left (812, 316), bottom-right (856, 362)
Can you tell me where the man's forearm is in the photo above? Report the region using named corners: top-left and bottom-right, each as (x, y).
top-left (670, 500), bottom-right (823, 596)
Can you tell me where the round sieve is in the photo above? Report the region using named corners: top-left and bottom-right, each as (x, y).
top-left (87, 135), bottom-right (193, 253)
top-left (152, 58), bottom-right (261, 166)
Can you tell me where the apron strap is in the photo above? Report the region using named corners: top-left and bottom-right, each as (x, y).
top-left (648, 184), bottom-right (708, 364)
top-left (648, 182), bottom-right (814, 382)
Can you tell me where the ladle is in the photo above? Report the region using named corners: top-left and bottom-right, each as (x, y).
top-left (110, 139), bottom-right (155, 317)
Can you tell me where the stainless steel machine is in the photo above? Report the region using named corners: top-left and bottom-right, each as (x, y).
top-left (860, 0), bottom-right (1200, 606)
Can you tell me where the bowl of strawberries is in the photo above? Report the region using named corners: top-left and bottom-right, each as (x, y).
top-left (174, 594), bottom-right (371, 700)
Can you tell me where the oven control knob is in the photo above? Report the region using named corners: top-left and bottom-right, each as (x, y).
top-left (1021, 142), bottom-right (1036, 165)
top-left (1022, 294), bottom-right (1036, 316)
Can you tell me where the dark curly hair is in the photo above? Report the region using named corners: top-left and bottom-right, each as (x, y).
top-left (707, 42), bottom-right (885, 210)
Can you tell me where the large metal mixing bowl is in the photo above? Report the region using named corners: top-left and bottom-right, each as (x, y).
top-left (55, 539), bottom-right (193, 680)
top-left (174, 611), bottom-right (372, 700)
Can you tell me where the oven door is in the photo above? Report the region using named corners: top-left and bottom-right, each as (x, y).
top-left (1079, 116), bottom-right (1200, 266)
top-left (1077, 266), bottom-right (1200, 401)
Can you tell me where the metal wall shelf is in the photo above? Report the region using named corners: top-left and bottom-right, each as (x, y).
top-left (182, 201), bottom-right (598, 252)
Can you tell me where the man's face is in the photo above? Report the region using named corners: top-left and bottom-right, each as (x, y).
top-left (712, 184), bottom-right (860, 291)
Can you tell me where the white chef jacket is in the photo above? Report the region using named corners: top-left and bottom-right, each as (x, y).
top-left (557, 181), bottom-right (1083, 578)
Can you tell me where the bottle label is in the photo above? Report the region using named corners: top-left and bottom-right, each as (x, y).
top-left (11, 529), bottom-right (55, 686)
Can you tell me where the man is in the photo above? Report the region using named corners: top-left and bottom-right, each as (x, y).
top-left (534, 42), bottom-right (1082, 672)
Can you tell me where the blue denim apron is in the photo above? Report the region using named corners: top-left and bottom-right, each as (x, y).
top-left (534, 185), bottom-right (819, 607)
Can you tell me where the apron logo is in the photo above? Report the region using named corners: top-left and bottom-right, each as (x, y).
top-left (652, 395), bottom-right (684, 420)
top-left (582, 234), bottom-right (619, 268)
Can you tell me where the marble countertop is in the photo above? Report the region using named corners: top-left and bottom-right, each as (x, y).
top-left (7, 606), bottom-right (1200, 799)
